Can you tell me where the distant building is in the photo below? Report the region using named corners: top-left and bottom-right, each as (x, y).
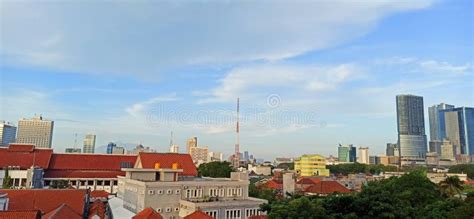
top-left (16, 115), bottom-right (54, 148)
top-left (441, 107), bottom-right (474, 155)
top-left (83, 134), bottom-right (96, 154)
top-left (386, 143), bottom-right (398, 156)
top-left (208, 151), bottom-right (223, 162)
top-left (358, 147), bottom-right (369, 164)
top-left (369, 156), bottom-right (380, 165)
top-left (189, 146), bottom-right (209, 164)
top-left (65, 148), bottom-right (81, 153)
top-left (294, 154), bottom-right (330, 177)
top-left (170, 145), bottom-right (179, 153)
top-left (107, 142), bottom-right (117, 154)
top-left (186, 137), bottom-right (198, 154)
top-left (429, 140), bottom-right (444, 154)
top-left (243, 151), bottom-right (249, 162)
top-left (0, 121), bottom-right (16, 146)
top-left (338, 144), bottom-right (356, 162)
top-left (428, 103), bottom-right (455, 141)
top-left (130, 144), bottom-right (154, 154)
top-left (247, 164), bottom-right (272, 176)
top-left (440, 141), bottom-right (456, 160)
top-left (112, 146), bottom-right (125, 154)
top-left (396, 94), bottom-right (427, 158)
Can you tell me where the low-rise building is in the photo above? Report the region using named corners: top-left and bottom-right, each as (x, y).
top-left (294, 154), bottom-right (329, 177)
top-left (247, 164), bottom-right (272, 176)
top-left (117, 167), bottom-right (267, 219)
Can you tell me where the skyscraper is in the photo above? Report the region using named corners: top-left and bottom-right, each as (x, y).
top-left (358, 147), bottom-right (369, 164)
top-left (428, 103), bottom-right (455, 141)
top-left (186, 137), bottom-right (198, 154)
top-left (441, 107), bottom-right (474, 155)
top-left (386, 143), bottom-right (397, 156)
top-left (83, 134), bottom-right (96, 153)
top-left (0, 121), bottom-right (16, 146)
top-left (106, 142), bottom-right (117, 154)
top-left (396, 94), bottom-right (427, 158)
top-left (338, 144), bottom-right (356, 162)
top-left (16, 115), bottom-right (54, 148)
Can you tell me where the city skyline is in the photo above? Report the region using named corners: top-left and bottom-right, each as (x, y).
top-left (1, 1), bottom-right (473, 159)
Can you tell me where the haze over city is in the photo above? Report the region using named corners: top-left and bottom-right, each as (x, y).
top-left (1, 0), bottom-right (473, 159)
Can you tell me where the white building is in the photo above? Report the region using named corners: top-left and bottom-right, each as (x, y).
top-left (358, 147), bottom-right (369, 164)
top-left (16, 115), bottom-right (54, 148)
top-left (0, 121), bottom-right (16, 146)
top-left (112, 146), bottom-right (126, 154)
top-left (247, 164), bottom-right (272, 176)
top-left (169, 145), bottom-right (179, 153)
top-left (189, 146), bottom-right (209, 164)
top-left (83, 134), bottom-right (96, 153)
top-left (209, 151), bottom-right (223, 162)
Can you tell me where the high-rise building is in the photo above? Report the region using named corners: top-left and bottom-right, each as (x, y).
top-left (169, 145), bottom-right (179, 153)
top-left (243, 151), bottom-right (249, 162)
top-left (338, 144), bottom-right (356, 162)
top-left (358, 147), bottom-right (369, 164)
top-left (440, 140), bottom-right (455, 160)
top-left (429, 103), bottom-right (455, 141)
top-left (65, 148), bottom-right (81, 153)
top-left (106, 142), bottom-right (117, 154)
top-left (396, 94), bottom-right (427, 158)
top-left (441, 107), bottom-right (474, 155)
top-left (386, 143), bottom-right (397, 156)
top-left (186, 137), bottom-right (197, 154)
top-left (429, 140), bottom-right (444, 154)
top-left (16, 115), bottom-right (54, 148)
top-left (208, 151), bottom-right (223, 161)
top-left (189, 146), bottom-right (209, 164)
top-left (294, 154), bottom-right (329, 176)
top-left (0, 121), bottom-right (16, 146)
top-left (83, 134), bottom-right (96, 154)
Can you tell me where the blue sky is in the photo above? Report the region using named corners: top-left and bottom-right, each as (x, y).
top-left (1, 0), bottom-right (473, 159)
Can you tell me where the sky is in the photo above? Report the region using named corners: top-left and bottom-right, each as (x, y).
top-left (0, 0), bottom-right (473, 160)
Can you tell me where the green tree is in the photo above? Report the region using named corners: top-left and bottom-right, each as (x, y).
top-left (448, 164), bottom-right (474, 178)
top-left (197, 161), bottom-right (234, 178)
top-left (2, 168), bottom-right (13, 189)
top-left (439, 176), bottom-right (463, 198)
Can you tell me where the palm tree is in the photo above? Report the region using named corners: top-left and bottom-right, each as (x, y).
top-left (439, 176), bottom-right (463, 198)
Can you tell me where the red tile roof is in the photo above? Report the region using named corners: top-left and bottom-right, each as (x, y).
top-left (48, 154), bottom-right (137, 170)
top-left (132, 207), bottom-right (163, 219)
top-left (136, 152), bottom-right (197, 176)
top-left (90, 190), bottom-right (109, 199)
top-left (304, 181), bottom-right (351, 195)
top-left (297, 177), bottom-right (321, 185)
top-left (261, 179), bottom-right (283, 190)
top-left (0, 189), bottom-right (87, 216)
top-left (44, 170), bottom-right (125, 179)
top-left (88, 200), bottom-right (106, 219)
top-left (248, 216), bottom-right (268, 219)
top-left (42, 204), bottom-right (82, 219)
top-left (0, 144), bottom-right (53, 169)
top-left (184, 210), bottom-right (213, 219)
top-left (0, 210), bottom-right (41, 219)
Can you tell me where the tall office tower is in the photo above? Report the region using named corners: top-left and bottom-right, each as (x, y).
top-left (83, 134), bottom-right (96, 154)
top-left (17, 115), bottom-right (54, 148)
top-left (106, 142), bottom-right (117, 154)
top-left (0, 121), bottom-right (16, 146)
top-left (358, 147), bottom-right (369, 164)
top-left (442, 107), bottom-right (474, 155)
top-left (244, 151), bottom-right (249, 162)
top-left (440, 140), bottom-right (455, 160)
top-left (386, 143), bottom-right (397, 156)
top-left (186, 137), bottom-right (198, 154)
top-left (169, 145), bottom-right (179, 153)
top-left (429, 140), bottom-right (444, 154)
top-left (429, 103), bottom-right (455, 141)
top-left (338, 144), bottom-right (356, 162)
top-left (396, 95), bottom-right (427, 158)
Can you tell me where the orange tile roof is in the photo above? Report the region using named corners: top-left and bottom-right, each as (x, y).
top-left (132, 207), bottom-right (163, 219)
top-left (88, 200), bottom-right (106, 219)
top-left (42, 204), bottom-right (82, 219)
top-left (137, 152), bottom-right (197, 176)
top-left (0, 144), bottom-right (53, 169)
top-left (262, 179), bottom-right (283, 190)
top-left (0, 189), bottom-right (87, 216)
top-left (184, 210), bottom-right (213, 219)
top-left (43, 170), bottom-right (125, 179)
top-left (90, 190), bottom-right (109, 199)
top-left (304, 181), bottom-right (351, 195)
top-left (48, 153), bottom-right (137, 171)
top-left (297, 177), bottom-right (321, 185)
top-left (0, 210), bottom-right (41, 219)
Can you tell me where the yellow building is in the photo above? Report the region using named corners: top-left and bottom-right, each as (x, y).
top-left (294, 154), bottom-right (330, 177)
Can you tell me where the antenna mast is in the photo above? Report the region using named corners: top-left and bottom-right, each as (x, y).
top-left (233, 98), bottom-right (240, 169)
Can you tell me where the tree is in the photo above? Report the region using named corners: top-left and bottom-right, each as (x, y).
top-left (448, 164), bottom-right (474, 178)
top-left (50, 180), bottom-right (69, 189)
top-left (439, 176), bottom-right (463, 198)
top-left (197, 161), bottom-right (234, 178)
top-left (2, 168), bottom-right (13, 189)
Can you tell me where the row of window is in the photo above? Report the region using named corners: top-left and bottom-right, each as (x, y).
top-left (184, 188), bottom-right (243, 198)
top-left (44, 180), bottom-right (117, 187)
top-left (156, 207), bottom-right (179, 213)
top-left (148, 189), bottom-right (180, 195)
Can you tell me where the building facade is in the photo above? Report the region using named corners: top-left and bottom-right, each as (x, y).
top-left (386, 143), bottom-right (397, 156)
top-left (441, 107), bottom-right (474, 155)
top-left (358, 147), bottom-right (369, 164)
top-left (396, 95), bottom-right (427, 158)
top-left (0, 121), bottom-right (16, 146)
top-left (294, 154), bottom-right (330, 177)
top-left (16, 115), bottom-right (54, 148)
top-left (186, 137), bottom-right (198, 154)
top-left (169, 145), bottom-right (179, 153)
top-left (338, 144), bottom-right (356, 162)
top-left (117, 169), bottom-right (266, 219)
top-left (189, 146), bottom-right (209, 164)
top-left (107, 142), bottom-right (117, 154)
top-left (83, 134), bottom-right (96, 154)
top-left (429, 103), bottom-right (455, 141)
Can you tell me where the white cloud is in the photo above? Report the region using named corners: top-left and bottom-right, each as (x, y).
top-left (125, 93), bottom-right (178, 118)
top-left (375, 57), bottom-right (472, 75)
top-left (1, 1), bottom-right (435, 77)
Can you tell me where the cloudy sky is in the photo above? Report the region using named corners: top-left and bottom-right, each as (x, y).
top-left (1, 0), bottom-right (473, 159)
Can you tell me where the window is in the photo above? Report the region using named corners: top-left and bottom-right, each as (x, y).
top-left (156, 208), bottom-right (162, 213)
top-left (88, 180), bottom-right (94, 186)
top-left (205, 210), bottom-right (218, 218)
top-left (175, 189), bottom-right (181, 194)
top-left (167, 189), bottom-right (173, 195)
top-left (104, 181), bottom-right (110, 186)
top-left (113, 180), bottom-right (118, 186)
top-left (225, 209), bottom-right (241, 219)
top-left (174, 207), bottom-right (179, 212)
top-left (166, 207), bottom-right (172, 212)
top-left (97, 181), bottom-right (103, 186)
top-left (157, 190), bottom-right (164, 194)
top-left (120, 162), bottom-right (133, 168)
top-left (148, 190), bottom-right (155, 195)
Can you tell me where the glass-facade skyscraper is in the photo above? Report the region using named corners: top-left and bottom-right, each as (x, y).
top-left (107, 142), bottom-right (117, 154)
top-left (396, 94), bottom-right (427, 158)
top-left (428, 103), bottom-right (455, 141)
top-left (338, 144), bottom-right (356, 162)
top-left (440, 107), bottom-right (474, 155)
